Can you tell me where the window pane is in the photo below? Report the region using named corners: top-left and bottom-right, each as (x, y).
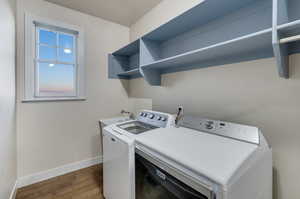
top-left (58, 47), bottom-right (75, 63)
top-left (38, 45), bottom-right (56, 60)
top-left (59, 33), bottom-right (74, 49)
top-left (38, 62), bottom-right (75, 96)
top-left (39, 29), bottom-right (56, 46)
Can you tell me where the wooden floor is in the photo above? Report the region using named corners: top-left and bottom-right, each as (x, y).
top-left (16, 165), bottom-right (103, 199)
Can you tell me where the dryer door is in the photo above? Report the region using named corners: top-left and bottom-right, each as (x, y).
top-left (135, 153), bottom-right (209, 199)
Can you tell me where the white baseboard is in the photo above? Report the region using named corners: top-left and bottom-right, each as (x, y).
top-left (17, 156), bottom-right (102, 188)
top-left (9, 181), bottom-right (18, 199)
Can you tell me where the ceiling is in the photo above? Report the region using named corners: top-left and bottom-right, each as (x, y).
top-left (45, 0), bottom-right (163, 26)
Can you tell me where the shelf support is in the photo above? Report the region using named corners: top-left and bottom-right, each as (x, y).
top-left (272, 0), bottom-right (289, 78)
top-left (108, 54), bottom-right (128, 79)
top-left (139, 39), bottom-right (162, 86)
top-left (140, 39), bottom-right (161, 65)
top-left (140, 67), bottom-right (161, 86)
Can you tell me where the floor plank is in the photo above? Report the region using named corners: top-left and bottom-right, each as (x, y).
top-left (16, 165), bottom-right (103, 199)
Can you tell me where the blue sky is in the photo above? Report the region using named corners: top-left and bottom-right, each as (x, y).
top-left (38, 29), bottom-right (75, 93)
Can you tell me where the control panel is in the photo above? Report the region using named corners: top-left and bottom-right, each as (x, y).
top-left (178, 116), bottom-right (260, 145)
top-left (137, 111), bottom-right (171, 128)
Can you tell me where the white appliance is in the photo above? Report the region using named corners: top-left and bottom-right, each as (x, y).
top-left (135, 116), bottom-right (272, 199)
top-left (99, 116), bottom-right (131, 195)
top-left (99, 116), bottom-right (132, 150)
top-left (103, 110), bottom-right (175, 199)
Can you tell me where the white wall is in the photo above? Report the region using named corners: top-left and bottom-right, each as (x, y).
top-left (16, 0), bottom-right (131, 178)
top-left (129, 1), bottom-right (300, 199)
top-left (0, 0), bottom-right (17, 198)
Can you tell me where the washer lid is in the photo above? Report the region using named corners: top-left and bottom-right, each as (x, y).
top-left (135, 127), bottom-right (258, 186)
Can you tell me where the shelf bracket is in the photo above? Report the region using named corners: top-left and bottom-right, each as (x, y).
top-left (140, 67), bottom-right (161, 86)
top-left (272, 0), bottom-right (289, 78)
top-left (139, 38), bottom-right (162, 86)
top-left (272, 42), bottom-right (289, 78)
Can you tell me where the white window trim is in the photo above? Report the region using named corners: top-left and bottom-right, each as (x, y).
top-left (23, 13), bottom-right (86, 102)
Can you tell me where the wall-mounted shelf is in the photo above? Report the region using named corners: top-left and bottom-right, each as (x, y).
top-left (141, 29), bottom-right (272, 78)
top-left (108, 0), bottom-right (300, 85)
top-left (272, 0), bottom-right (300, 78)
top-left (108, 39), bottom-right (141, 79)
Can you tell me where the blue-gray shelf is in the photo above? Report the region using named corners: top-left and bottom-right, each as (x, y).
top-left (277, 20), bottom-right (300, 56)
top-left (277, 20), bottom-right (300, 37)
top-left (273, 20), bottom-right (300, 78)
top-left (141, 29), bottom-right (273, 74)
top-left (143, 0), bottom-right (258, 41)
top-left (113, 39), bottom-right (140, 56)
top-left (109, 39), bottom-right (140, 79)
top-left (108, 0), bottom-right (300, 85)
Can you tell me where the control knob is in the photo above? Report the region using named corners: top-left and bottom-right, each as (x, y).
top-left (149, 114), bottom-right (155, 119)
top-left (205, 121), bottom-right (214, 130)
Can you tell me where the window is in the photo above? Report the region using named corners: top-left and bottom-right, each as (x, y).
top-left (24, 14), bottom-right (85, 101)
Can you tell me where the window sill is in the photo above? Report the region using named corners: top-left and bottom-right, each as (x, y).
top-left (22, 97), bottom-right (86, 103)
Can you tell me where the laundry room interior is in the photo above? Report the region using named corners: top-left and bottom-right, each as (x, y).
top-left (1, 0), bottom-right (300, 199)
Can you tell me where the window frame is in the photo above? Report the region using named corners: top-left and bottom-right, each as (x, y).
top-left (24, 14), bottom-right (86, 102)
